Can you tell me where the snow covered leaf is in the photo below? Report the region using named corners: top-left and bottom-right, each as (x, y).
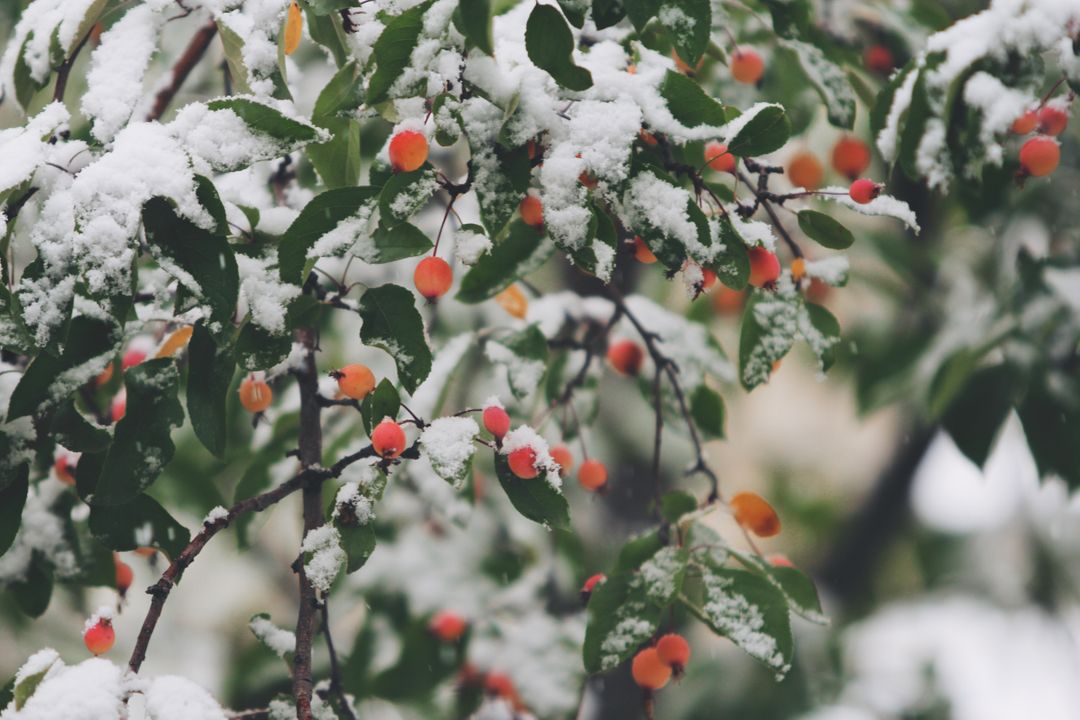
top-left (249, 613), bottom-right (296, 661)
top-left (729, 548), bottom-right (826, 625)
top-left (365, 2), bottom-right (433, 105)
top-left (88, 492), bottom-right (191, 560)
top-left (379, 168), bottom-right (438, 223)
top-left (235, 322), bottom-right (292, 372)
top-left (797, 210), bottom-right (854, 250)
top-left (471, 141), bottom-right (531, 236)
top-left (568, 206), bottom-right (618, 280)
top-left (205, 98), bottom-right (320, 145)
top-left (457, 220), bottom-right (553, 303)
top-left (49, 400), bottom-right (110, 454)
top-left (493, 453), bottom-right (570, 529)
top-left (583, 546), bottom-right (688, 672)
top-left (88, 359), bottom-right (184, 506)
top-left (870, 62), bottom-right (915, 138)
top-left (659, 71), bottom-right (732, 129)
top-left (456, 0), bottom-right (494, 55)
top-left (360, 379), bottom-right (401, 435)
top-left (738, 288), bottom-right (798, 391)
top-left (187, 324), bottom-right (235, 459)
top-left (142, 198), bottom-right (239, 332)
top-left (525, 4), bottom-right (592, 92)
top-left (7, 315), bottom-right (119, 420)
top-left (358, 284), bottom-right (432, 394)
top-left (816, 186), bottom-right (920, 233)
top-left (725, 104), bottom-right (791, 157)
top-left (308, 61), bottom-right (363, 188)
top-left (711, 215), bottom-right (751, 289)
top-left (690, 384), bottom-right (725, 439)
top-left (776, 39), bottom-right (856, 129)
top-left (278, 186), bottom-right (381, 283)
top-left (419, 416), bottom-right (479, 487)
top-left (0, 471), bottom-right (28, 557)
top-left (805, 302), bottom-right (840, 371)
top-left (486, 324), bottom-right (548, 399)
top-left (689, 564), bottom-right (794, 679)
top-left (11, 649), bottom-right (60, 710)
top-left (660, 0), bottom-right (711, 66)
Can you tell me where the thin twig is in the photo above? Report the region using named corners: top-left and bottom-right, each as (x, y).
top-left (146, 20), bottom-right (218, 122)
top-left (320, 602), bottom-right (357, 720)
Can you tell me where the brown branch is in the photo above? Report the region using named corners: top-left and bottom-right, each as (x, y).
top-left (736, 169), bottom-right (804, 259)
top-left (53, 29), bottom-right (93, 104)
top-left (292, 327), bottom-right (325, 720)
top-left (146, 19), bottom-right (218, 122)
top-left (319, 602), bottom-right (357, 720)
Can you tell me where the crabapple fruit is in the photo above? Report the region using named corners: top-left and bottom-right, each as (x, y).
top-left (388, 130), bottom-right (429, 172)
top-left (507, 447), bottom-right (539, 479)
top-left (1011, 110), bottom-right (1037, 135)
top-left (239, 377), bottom-right (272, 413)
top-left (519, 195), bottom-right (543, 227)
top-left (607, 339), bottom-right (644, 376)
top-left (83, 618), bottom-right (115, 656)
top-left (747, 246), bottom-right (781, 288)
top-left (1019, 136), bottom-right (1060, 177)
top-left (371, 419), bottom-right (406, 458)
top-left (550, 445), bottom-right (573, 477)
top-left (483, 405), bottom-right (511, 440)
top-left (787, 151), bottom-right (823, 191)
top-left (495, 284), bottom-right (528, 319)
top-left (333, 364), bottom-right (376, 401)
top-left (631, 647), bottom-right (672, 690)
top-left (429, 611), bottom-right (468, 642)
top-left (413, 256), bottom-right (453, 300)
top-left (54, 455), bottom-right (76, 486)
top-left (1038, 105), bottom-right (1068, 135)
top-left (848, 178), bottom-right (882, 204)
top-left (115, 555), bottom-right (133, 594)
top-left (730, 491), bottom-right (782, 537)
top-left (831, 136), bottom-right (871, 179)
top-left (863, 44), bottom-right (894, 74)
top-left (704, 141), bottom-right (736, 173)
top-left (578, 459), bottom-right (608, 492)
top-left (656, 633), bottom-right (691, 671)
top-left (730, 49), bottom-right (764, 84)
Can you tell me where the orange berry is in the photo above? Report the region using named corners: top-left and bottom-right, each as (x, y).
top-left (482, 405), bottom-right (510, 440)
top-left (831, 136), bottom-right (871, 180)
top-left (747, 246), bottom-right (781, 288)
top-left (507, 447), bottom-right (539, 479)
top-left (581, 573), bottom-right (606, 595)
top-left (700, 268), bottom-right (717, 289)
top-left (1038, 105), bottom-right (1069, 135)
top-left (767, 553), bottom-right (795, 568)
top-left (704, 141), bottom-right (736, 173)
top-left (429, 610), bottom-right (468, 642)
top-left (607, 339), bottom-right (644, 376)
top-left (633, 235), bottom-right (658, 264)
top-left (787, 152), bottom-right (823, 191)
top-left (712, 285), bottom-right (746, 315)
top-left (578, 459), bottom-right (607, 492)
top-left (371, 419), bottom-right (406, 458)
top-left (863, 45), bottom-right (894, 75)
top-left (519, 195), bottom-right (543, 227)
top-left (413, 256), bottom-right (453, 300)
top-left (54, 455), bottom-right (76, 486)
top-left (656, 633), bottom-right (691, 671)
top-left (83, 618), bottom-right (115, 656)
top-left (284, 1), bottom-right (302, 55)
top-left (115, 555), bottom-right (133, 594)
top-left (790, 258), bottom-right (807, 282)
top-left (848, 178), bottom-right (882, 204)
top-left (388, 130), bottom-right (429, 172)
top-left (730, 49), bottom-right (764, 84)
top-left (495, 284), bottom-right (528, 319)
top-left (1011, 110), bottom-right (1037, 135)
top-left (238, 377), bottom-right (273, 413)
top-left (550, 445), bottom-right (573, 477)
top-left (730, 491), bottom-right (781, 538)
top-left (631, 647), bottom-right (672, 690)
top-left (1019, 136), bottom-right (1060, 177)
top-left (333, 364), bottom-right (376, 401)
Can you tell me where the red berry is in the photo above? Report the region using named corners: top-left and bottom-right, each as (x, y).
top-left (730, 491), bottom-right (781, 538)
top-left (507, 447), bottom-right (539, 479)
top-left (578, 459), bottom-right (608, 492)
top-left (656, 633), bottom-right (691, 671)
top-left (848, 178), bottom-right (882, 204)
top-left (429, 610), bottom-right (468, 642)
top-left (747, 246), bottom-right (781, 288)
top-left (115, 555), bottom-right (133, 594)
top-left (704, 141), bottom-right (736, 173)
top-left (831, 136), bottom-right (871, 179)
top-left (122, 349), bottom-right (146, 370)
top-left (581, 573), bottom-right (606, 595)
top-left (863, 45), bottom-right (894, 75)
top-left (712, 285), bottom-right (745, 315)
top-left (388, 130), bottom-right (429, 172)
top-left (413, 256), bottom-right (453, 300)
top-left (1038, 105), bottom-right (1069, 136)
top-left (371, 419), bottom-right (406, 458)
top-left (1011, 110), bottom-right (1037, 135)
top-left (333, 364), bottom-right (376, 400)
top-left (607, 340), bottom-right (644, 376)
top-left (767, 553), bottom-right (795, 568)
top-left (83, 618), bottom-right (115, 656)
top-left (54, 455), bottom-right (76, 486)
top-left (730, 49), bottom-right (764, 84)
top-left (483, 405), bottom-right (511, 440)
top-left (631, 647), bottom-right (672, 690)
top-left (484, 672), bottom-right (522, 708)
top-left (238, 377), bottom-right (273, 413)
top-left (111, 393), bottom-right (126, 423)
top-left (1019, 136), bottom-right (1060, 177)
top-left (550, 445), bottom-right (573, 477)
top-left (700, 268), bottom-right (717, 289)
top-left (519, 195), bottom-right (543, 227)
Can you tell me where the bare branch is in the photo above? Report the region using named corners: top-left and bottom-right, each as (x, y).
top-left (146, 19), bottom-right (218, 122)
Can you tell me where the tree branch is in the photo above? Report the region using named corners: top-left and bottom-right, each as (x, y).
top-left (319, 602), bottom-right (357, 720)
top-left (52, 29), bottom-right (93, 104)
top-left (146, 19), bottom-right (218, 122)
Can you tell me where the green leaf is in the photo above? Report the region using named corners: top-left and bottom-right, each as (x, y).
top-left (90, 360), bottom-right (184, 506)
top-left (709, 216), bottom-right (750, 289)
top-left (12, 650), bottom-right (59, 709)
top-left (615, 530), bottom-right (664, 572)
top-left (804, 302), bottom-right (841, 372)
top-left (143, 197), bottom-right (239, 331)
top-left (942, 364), bottom-right (1019, 468)
top-left (659, 70), bottom-right (732, 129)
top-left (661, 490), bottom-right (698, 523)
top-left (690, 384), bottom-right (725, 439)
top-left (457, 220), bottom-right (552, 303)
top-left (493, 453), bottom-right (570, 529)
top-left (88, 493), bottom-right (191, 559)
top-left (195, 175), bottom-right (230, 236)
top-left (624, 0), bottom-right (659, 31)
top-left (278, 186), bottom-right (381, 283)
top-left (366, 2), bottom-right (433, 104)
top-left (728, 548), bottom-right (826, 624)
top-left (338, 521), bottom-right (377, 574)
top-left (0, 469), bottom-right (28, 557)
top-left (525, 4), bottom-right (593, 91)
top-left (7, 315), bottom-right (119, 420)
top-left (1018, 380), bottom-right (1080, 488)
top-left (206, 98), bottom-right (320, 144)
top-left (236, 321), bottom-right (293, 372)
top-left (726, 104), bottom-right (791, 157)
top-left (870, 62), bottom-right (914, 138)
top-left (592, 0), bottom-right (625, 29)
top-left (358, 284), bottom-right (432, 394)
top-left (663, 0), bottom-right (710, 65)
top-left (217, 21), bottom-right (253, 94)
top-left (898, 59), bottom-right (940, 179)
top-left (738, 290), bottom-right (797, 391)
top-left (470, 143), bottom-right (531, 236)
top-left (458, 0), bottom-right (493, 55)
top-left (776, 39), bottom-right (856, 129)
top-left (689, 565), bottom-right (793, 678)
top-left (309, 61), bottom-right (364, 188)
top-left (379, 168), bottom-right (437, 223)
top-left (49, 401), bottom-right (110, 454)
top-left (797, 210), bottom-right (854, 249)
top-left (583, 546), bottom-right (687, 672)
top-left (11, 552), bottom-right (53, 617)
top-left (361, 379), bottom-right (401, 434)
top-left (14, 33), bottom-right (48, 110)
top-left (187, 323), bottom-right (235, 458)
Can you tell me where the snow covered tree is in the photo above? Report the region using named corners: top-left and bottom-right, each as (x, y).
top-left (0, 0), bottom-right (1077, 718)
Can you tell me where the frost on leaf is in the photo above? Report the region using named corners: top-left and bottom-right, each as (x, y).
top-left (698, 566), bottom-right (793, 679)
top-left (301, 524), bottom-right (346, 595)
top-left (419, 416), bottom-right (479, 488)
